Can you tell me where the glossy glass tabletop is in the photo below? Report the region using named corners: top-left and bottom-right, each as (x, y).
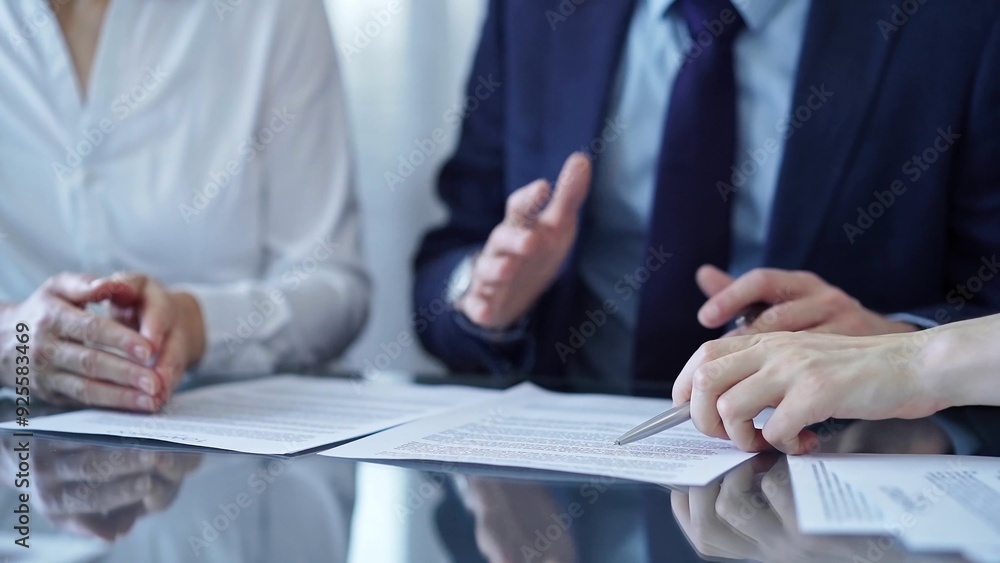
top-left (0, 373), bottom-right (986, 563)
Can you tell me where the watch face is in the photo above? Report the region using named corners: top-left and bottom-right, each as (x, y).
top-left (446, 255), bottom-right (475, 304)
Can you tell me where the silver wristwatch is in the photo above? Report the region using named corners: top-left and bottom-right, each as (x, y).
top-left (445, 252), bottom-right (478, 305)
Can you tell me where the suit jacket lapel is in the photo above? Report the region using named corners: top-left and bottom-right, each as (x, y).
top-left (542, 0), bottom-right (637, 179)
top-left (764, 0), bottom-right (901, 268)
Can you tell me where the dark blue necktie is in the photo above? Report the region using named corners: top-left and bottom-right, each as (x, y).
top-left (632, 0), bottom-right (746, 385)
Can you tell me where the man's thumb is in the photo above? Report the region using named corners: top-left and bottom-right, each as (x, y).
top-left (541, 152), bottom-right (591, 225)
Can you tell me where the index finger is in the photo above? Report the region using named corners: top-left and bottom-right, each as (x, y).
top-left (698, 269), bottom-right (811, 329)
top-left (672, 344), bottom-right (708, 405)
top-left (93, 275), bottom-right (173, 349)
top-left (672, 336), bottom-right (757, 405)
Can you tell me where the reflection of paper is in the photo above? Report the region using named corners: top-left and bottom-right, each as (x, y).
top-left (321, 383), bottom-right (757, 486)
top-left (789, 454), bottom-right (1000, 561)
top-left (0, 376), bottom-right (497, 455)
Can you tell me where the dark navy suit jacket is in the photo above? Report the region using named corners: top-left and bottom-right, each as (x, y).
top-left (414, 0), bottom-right (1000, 401)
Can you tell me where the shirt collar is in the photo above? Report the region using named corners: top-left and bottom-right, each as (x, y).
top-left (651, 0), bottom-right (788, 32)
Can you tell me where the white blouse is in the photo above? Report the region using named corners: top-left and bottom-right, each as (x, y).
top-left (0, 0), bottom-right (370, 374)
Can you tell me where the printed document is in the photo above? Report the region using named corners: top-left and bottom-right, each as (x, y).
top-left (0, 376), bottom-right (497, 455)
top-left (322, 382), bottom-right (759, 486)
top-left (789, 454), bottom-right (1000, 561)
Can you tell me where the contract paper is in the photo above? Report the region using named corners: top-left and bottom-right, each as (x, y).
top-left (321, 382), bottom-right (759, 486)
top-left (0, 376), bottom-right (498, 455)
top-left (789, 455), bottom-right (1000, 561)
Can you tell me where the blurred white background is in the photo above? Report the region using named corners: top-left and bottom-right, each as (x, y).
top-left (324, 2), bottom-right (488, 561)
top-left (328, 0), bottom-right (487, 379)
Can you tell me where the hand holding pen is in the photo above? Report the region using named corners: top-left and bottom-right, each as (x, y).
top-left (616, 302), bottom-right (770, 446)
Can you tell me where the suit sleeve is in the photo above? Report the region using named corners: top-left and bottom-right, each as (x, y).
top-left (938, 406), bottom-right (1000, 456)
top-left (412, 0), bottom-right (532, 374)
top-left (903, 18), bottom-right (1000, 325)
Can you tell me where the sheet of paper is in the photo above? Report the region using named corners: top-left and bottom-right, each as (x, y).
top-left (0, 376), bottom-right (498, 455)
top-left (789, 454), bottom-right (1000, 560)
top-left (321, 382), bottom-right (759, 486)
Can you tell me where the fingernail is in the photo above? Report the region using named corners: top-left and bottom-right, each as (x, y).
top-left (139, 376), bottom-right (156, 395)
top-left (138, 395), bottom-right (155, 411)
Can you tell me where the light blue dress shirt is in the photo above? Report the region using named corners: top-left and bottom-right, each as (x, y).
top-left (570, 0), bottom-right (811, 385)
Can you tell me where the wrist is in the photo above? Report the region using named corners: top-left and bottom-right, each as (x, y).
top-left (918, 326), bottom-right (965, 411)
top-left (171, 292), bottom-right (205, 367)
top-left (922, 316), bottom-right (1000, 409)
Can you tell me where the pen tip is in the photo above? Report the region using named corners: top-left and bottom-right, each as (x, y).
top-left (614, 440), bottom-right (621, 446)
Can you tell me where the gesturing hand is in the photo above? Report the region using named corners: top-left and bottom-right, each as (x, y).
top-left (671, 331), bottom-right (943, 454)
top-left (0, 273), bottom-right (161, 411)
top-left (457, 153), bottom-right (591, 330)
top-left (695, 265), bottom-right (918, 337)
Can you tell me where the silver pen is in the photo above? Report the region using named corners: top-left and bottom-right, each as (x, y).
top-left (615, 302), bottom-right (772, 446)
top-left (615, 403), bottom-right (690, 446)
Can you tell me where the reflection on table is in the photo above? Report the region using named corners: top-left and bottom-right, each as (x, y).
top-left (0, 373), bottom-right (993, 563)
top-left (0, 436), bottom-right (355, 563)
